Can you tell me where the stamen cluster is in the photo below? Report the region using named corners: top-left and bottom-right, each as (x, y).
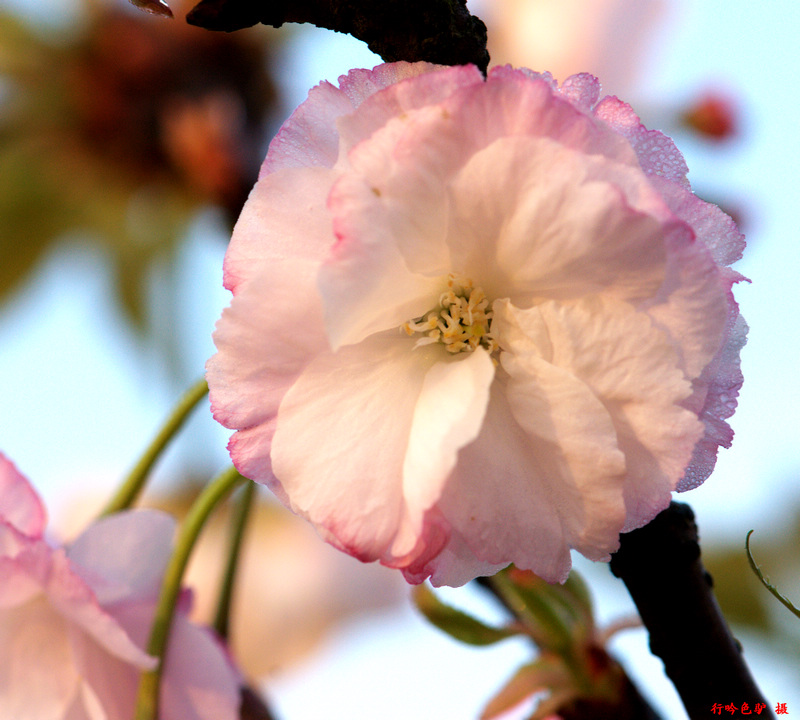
top-left (402, 274), bottom-right (497, 354)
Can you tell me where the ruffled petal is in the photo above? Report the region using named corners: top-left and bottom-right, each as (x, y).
top-left (434, 379), bottom-right (583, 584)
top-left (500, 297), bottom-right (704, 530)
top-left (222, 166), bottom-right (337, 293)
top-left (444, 135), bottom-right (686, 306)
top-left (593, 95), bottom-right (690, 185)
top-left (271, 334), bottom-right (441, 562)
top-left (263, 61), bottom-right (445, 175)
top-left (0, 454), bottom-right (46, 538)
top-left (395, 347), bottom-right (495, 560)
top-left (209, 254), bottom-right (330, 488)
top-left (680, 311), bottom-right (747, 491)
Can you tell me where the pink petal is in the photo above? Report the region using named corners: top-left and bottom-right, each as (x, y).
top-left (67, 618), bottom-right (141, 720)
top-left (444, 134), bottom-right (686, 307)
top-left (209, 255), bottom-right (330, 489)
top-left (160, 614), bottom-right (240, 720)
top-left (0, 537), bottom-right (51, 607)
top-left (336, 63), bottom-right (483, 155)
top-left (66, 510), bottom-right (175, 607)
top-left (223, 166), bottom-right (337, 293)
top-left (0, 454), bottom-right (46, 538)
top-left (395, 347), bottom-right (495, 560)
top-left (503, 297), bottom-right (704, 531)
top-left (263, 80), bottom-right (355, 174)
top-left (680, 311), bottom-right (747, 491)
top-left (0, 597), bottom-right (77, 720)
top-left (264, 61), bottom-right (443, 175)
top-left (434, 379), bottom-right (586, 584)
top-left (593, 95), bottom-right (690, 185)
top-left (270, 334), bottom-right (440, 564)
top-left (47, 549), bottom-right (156, 668)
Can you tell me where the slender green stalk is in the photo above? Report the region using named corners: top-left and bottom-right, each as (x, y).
top-left (101, 378), bottom-right (209, 517)
top-left (134, 465), bottom-right (246, 720)
top-left (213, 479), bottom-right (256, 639)
top-left (746, 530), bottom-right (800, 618)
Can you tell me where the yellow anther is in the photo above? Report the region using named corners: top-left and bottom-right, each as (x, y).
top-left (401, 273), bottom-right (496, 356)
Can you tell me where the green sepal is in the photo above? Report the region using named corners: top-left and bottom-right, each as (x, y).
top-left (412, 583), bottom-right (519, 646)
top-left (480, 656), bottom-right (574, 720)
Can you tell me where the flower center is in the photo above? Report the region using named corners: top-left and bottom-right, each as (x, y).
top-left (402, 274), bottom-right (497, 355)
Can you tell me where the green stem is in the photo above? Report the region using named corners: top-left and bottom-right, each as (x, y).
top-left (101, 378), bottom-right (209, 517)
top-left (134, 465), bottom-right (246, 720)
top-left (213, 480), bottom-right (256, 639)
top-left (746, 530), bottom-right (800, 618)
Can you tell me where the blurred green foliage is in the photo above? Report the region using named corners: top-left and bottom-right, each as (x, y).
top-left (0, 1), bottom-right (276, 332)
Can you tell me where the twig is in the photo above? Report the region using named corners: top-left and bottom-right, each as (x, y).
top-left (609, 502), bottom-right (775, 720)
top-left (186, 0), bottom-right (489, 72)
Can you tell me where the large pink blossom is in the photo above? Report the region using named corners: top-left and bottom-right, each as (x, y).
top-left (208, 63), bottom-right (746, 587)
top-left (0, 454), bottom-right (240, 720)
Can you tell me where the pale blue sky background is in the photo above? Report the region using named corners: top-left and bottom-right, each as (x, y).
top-left (0, 0), bottom-right (799, 718)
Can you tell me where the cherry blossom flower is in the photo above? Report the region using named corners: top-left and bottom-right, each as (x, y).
top-left (0, 453), bottom-right (240, 720)
top-left (208, 62), bottom-right (746, 587)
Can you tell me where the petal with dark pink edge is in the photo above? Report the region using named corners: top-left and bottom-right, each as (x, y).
top-left (222, 166), bottom-right (337, 293)
top-left (680, 312), bottom-right (747, 491)
top-left (264, 62), bottom-right (442, 175)
top-left (272, 336), bottom-right (470, 565)
top-left (0, 454), bottom-right (46, 538)
top-left (393, 348), bottom-right (495, 561)
top-left (67, 510), bottom-right (174, 606)
top-left (434, 378), bottom-right (593, 585)
top-left (209, 255), bottom-right (329, 489)
top-left (594, 96), bottom-right (690, 185)
top-left (444, 135), bottom-right (682, 307)
top-left (507, 297), bottom-right (703, 531)
top-left (650, 175), bottom-right (746, 267)
top-left (336, 64), bottom-right (482, 154)
top-left (405, 524), bottom-right (506, 588)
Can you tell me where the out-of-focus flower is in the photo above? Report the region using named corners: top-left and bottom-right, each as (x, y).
top-left (208, 63), bottom-right (746, 587)
top-left (0, 454), bottom-right (240, 720)
top-left (183, 498), bottom-right (406, 676)
top-left (680, 90), bottom-right (738, 141)
top-left (477, 0), bottom-right (665, 96)
top-left (0, 0), bottom-right (275, 328)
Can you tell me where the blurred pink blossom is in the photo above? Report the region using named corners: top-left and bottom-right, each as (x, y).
top-left (0, 454), bottom-right (240, 720)
top-left (478, 0), bottom-right (666, 96)
top-left (208, 63), bottom-right (746, 587)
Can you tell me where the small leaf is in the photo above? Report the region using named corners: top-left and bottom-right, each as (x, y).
top-left (412, 584), bottom-right (518, 646)
top-left (746, 530), bottom-right (800, 619)
top-left (481, 657), bottom-right (573, 720)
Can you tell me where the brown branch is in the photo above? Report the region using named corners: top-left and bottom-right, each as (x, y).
top-left (609, 502), bottom-right (775, 720)
top-left (186, 0), bottom-right (489, 72)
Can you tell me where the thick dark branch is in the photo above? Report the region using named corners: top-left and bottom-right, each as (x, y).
top-left (186, 0), bottom-right (489, 72)
top-left (609, 502), bottom-right (775, 720)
